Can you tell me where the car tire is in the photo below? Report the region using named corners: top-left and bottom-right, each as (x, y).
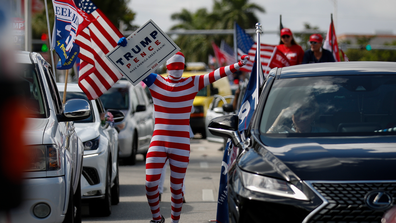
top-left (89, 161), bottom-right (112, 217)
top-left (125, 134), bottom-right (137, 165)
top-left (63, 183), bottom-right (75, 223)
top-left (111, 156), bottom-right (120, 205)
top-left (73, 180), bottom-right (82, 223)
top-left (201, 129), bottom-right (207, 139)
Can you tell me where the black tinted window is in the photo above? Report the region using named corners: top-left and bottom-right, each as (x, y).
top-left (100, 87), bottom-right (129, 110)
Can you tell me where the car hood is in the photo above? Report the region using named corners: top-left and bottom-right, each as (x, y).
top-left (74, 122), bottom-right (100, 142)
top-left (255, 136), bottom-right (396, 181)
top-left (24, 118), bottom-right (48, 145)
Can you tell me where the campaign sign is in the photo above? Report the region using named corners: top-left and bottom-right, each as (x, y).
top-left (106, 20), bottom-right (180, 85)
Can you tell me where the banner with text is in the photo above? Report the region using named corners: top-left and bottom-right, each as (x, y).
top-left (106, 20), bottom-right (180, 85)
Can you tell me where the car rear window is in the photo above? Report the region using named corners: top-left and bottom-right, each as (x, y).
top-left (100, 87), bottom-right (129, 110)
top-left (261, 75), bottom-right (396, 135)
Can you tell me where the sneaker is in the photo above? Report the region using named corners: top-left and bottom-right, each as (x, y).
top-left (150, 215), bottom-right (165, 223)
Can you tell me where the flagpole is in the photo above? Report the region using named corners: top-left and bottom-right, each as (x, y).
top-left (255, 23), bottom-right (263, 93)
top-left (62, 70), bottom-right (69, 104)
top-left (233, 21), bottom-right (238, 62)
top-left (44, 0), bottom-right (56, 78)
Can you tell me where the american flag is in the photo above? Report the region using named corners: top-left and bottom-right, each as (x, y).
top-left (235, 23), bottom-right (289, 74)
top-left (74, 0), bottom-right (123, 100)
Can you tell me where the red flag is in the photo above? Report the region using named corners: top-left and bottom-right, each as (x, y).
top-left (237, 43), bottom-right (290, 74)
top-left (340, 49), bottom-right (349, 62)
top-left (323, 18), bottom-right (341, 62)
top-left (75, 0), bottom-right (123, 100)
top-left (211, 42), bottom-right (227, 67)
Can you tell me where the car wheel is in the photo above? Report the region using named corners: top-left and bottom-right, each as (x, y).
top-left (73, 180), bottom-right (82, 223)
top-left (125, 134), bottom-right (137, 165)
top-left (89, 161), bottom-right (112, 216)
top-left (201, 129), bottom-right (207, 139)
top-left (63, 183), bottom-right (75, 223)
top-left (111, 156), bottom-right (120, 205)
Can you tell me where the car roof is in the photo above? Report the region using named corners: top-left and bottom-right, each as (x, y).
top-left (277, 61), bottom-right (396, 78)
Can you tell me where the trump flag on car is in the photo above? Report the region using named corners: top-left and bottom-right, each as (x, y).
top-left (235, 22), bottom-right (290, 74)
top-left (74, 0), bottom-right (124, 100)
top-left (51, 0), bottom-right (83, 69)
top-left (238, 53), bottom-right (262, 132)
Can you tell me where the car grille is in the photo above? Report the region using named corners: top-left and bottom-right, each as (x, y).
top-left (82, 167), bottom-right (100, 185)
top-left (307, 182), bottom-right (396, 223)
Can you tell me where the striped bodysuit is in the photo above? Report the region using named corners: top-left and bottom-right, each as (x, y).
top-left (142, 61), bottom-right (244, 223)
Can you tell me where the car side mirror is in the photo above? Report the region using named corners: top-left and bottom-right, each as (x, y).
top-left (136, 104), bottom-right (146, 112)
top-left (107, 109), bottom-right (125, 122)
top-left (222, 103), bottom-right (234, 113)
top-left (58, 99), bottom-right (91, 122)
top-left (208, 114), bottom-right (242, 148)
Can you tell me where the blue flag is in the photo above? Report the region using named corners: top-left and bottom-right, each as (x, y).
top-left (235, 23), bottom-right (255, 54)
top-left (238, 53), bottom-right (260, 132)
top-left (216, 139), bottom-right (232, 223)
top-left (52, 0), bottom-right (82, 69)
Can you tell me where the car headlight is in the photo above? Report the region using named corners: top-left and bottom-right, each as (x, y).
top-left (240, 170), bottom-right (308, 201)
top-left (83, 137), bottom-right (100, 150)
top-left (28, 145), bottom-right (61, 171)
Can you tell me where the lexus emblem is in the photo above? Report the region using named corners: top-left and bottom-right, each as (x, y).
top-left (365, 191), bottom-right (393, 210)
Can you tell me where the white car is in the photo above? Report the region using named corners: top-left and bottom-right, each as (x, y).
top-left (100, 80), bottom-right (154, 165)
top-left (9, 52), bottom-right (89, 223)
top-left (57, 83), bottom-right (124, 217)
top-left (205, 95), bottom-right (235, 143)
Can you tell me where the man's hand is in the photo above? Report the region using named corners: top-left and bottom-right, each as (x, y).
top-left (117, 37), bottom-right (127, 47)
top-left (238, 55), bottom-right (250, 66)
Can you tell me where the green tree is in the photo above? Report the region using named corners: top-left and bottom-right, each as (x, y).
top-left (170, 0), bottom-right (265, 63)
top-left (342, 37), bottom-right (396, 61)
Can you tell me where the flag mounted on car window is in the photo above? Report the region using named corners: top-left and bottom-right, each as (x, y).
top-left (74, 0), bottom-right (124, 100)
top-left (235, 23), bottom-right (289, 74)
top-left (52, 0), bottom-right (82, 69)
top-left (238, 53), bottom-right (262, 132)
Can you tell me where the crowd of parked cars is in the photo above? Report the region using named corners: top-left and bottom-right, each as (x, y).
top-left (8, 50), bottom-right (396, 223)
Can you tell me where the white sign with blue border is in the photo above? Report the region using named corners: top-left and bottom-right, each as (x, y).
top-left (106, 20), bottom-right (180, 86)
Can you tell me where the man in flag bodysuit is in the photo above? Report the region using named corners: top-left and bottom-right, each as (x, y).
top-left (141, 52), bottom-right (248, 223)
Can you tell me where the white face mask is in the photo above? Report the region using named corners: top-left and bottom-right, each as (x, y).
top-left (168, 70), bottom-right (183, 80)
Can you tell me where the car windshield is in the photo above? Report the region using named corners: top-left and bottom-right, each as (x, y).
top-left (100, 88), bottom-right (129, 110)
top-left (20, 64), bottom-right (46, 118)
top-left (261, 75), bottom-right (396, 135)
top-left (196, 86), bottom-right (207, 97)
top-left (59, 92), bottom-right (94, 123)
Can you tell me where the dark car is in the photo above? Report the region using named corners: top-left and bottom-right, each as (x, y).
top-left (209, 62), bottom-right (396, 223)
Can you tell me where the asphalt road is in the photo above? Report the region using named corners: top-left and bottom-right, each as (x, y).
top-left (82, 138), bottom-right (225, 223)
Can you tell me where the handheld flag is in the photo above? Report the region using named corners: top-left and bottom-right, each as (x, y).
top-left (323, 14), bottom-right (340, 62)
top-left (212, 42), bottom-right (227, 67)
top-left (221, 40), bottom-right (236, 64)
top-left (52, 0), bottom-right (82, 69)
top-left (238, 53), bottom-right (261, 132)
top-left (235, 23), bottom-right (289, 74)
top-left (74, 0), bottom-right (124, 100)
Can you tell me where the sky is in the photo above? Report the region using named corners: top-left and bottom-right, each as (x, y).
top-left (128, 0), bottom-right (396, 46)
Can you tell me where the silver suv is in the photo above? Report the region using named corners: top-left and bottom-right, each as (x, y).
top-left (9, 52), bottom-right (90, 223)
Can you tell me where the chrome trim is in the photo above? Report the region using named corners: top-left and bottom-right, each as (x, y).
top-left (81, 194), bottom-right (105, 199)
top-left (303, 180), bottom-right (396, 223)
top-left (303, 181), bottom-right (329, 223)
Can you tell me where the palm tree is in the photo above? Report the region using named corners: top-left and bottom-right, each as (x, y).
top-left (170, 0), bottom-right (265, 62)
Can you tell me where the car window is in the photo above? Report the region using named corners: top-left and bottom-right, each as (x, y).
top-left (42, 63), bottom-right (62, 115)
top-left (100, 87), bottom-right (129, 110)
top-left (261, 75), bottom-right (396, 135)
top-left (196, 86), bottom-right (207, 97)
top-left (135, 86), bottom-right (147, 105)
top-left (19, 64), bottom-right (46, 118)
top-left (59, 91), bottom-right (94, 123)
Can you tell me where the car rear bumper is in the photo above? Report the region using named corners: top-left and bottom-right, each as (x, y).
top-left (9, 177), bottom-right (67, 223)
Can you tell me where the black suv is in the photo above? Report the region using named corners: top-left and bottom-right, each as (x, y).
top-left (209, 62), bottom-right (396, 223)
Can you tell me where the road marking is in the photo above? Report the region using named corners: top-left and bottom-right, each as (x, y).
top-left (200, 162), bottom-right (208, 168)
top-left (202, 189), bottom-right (214, 201)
